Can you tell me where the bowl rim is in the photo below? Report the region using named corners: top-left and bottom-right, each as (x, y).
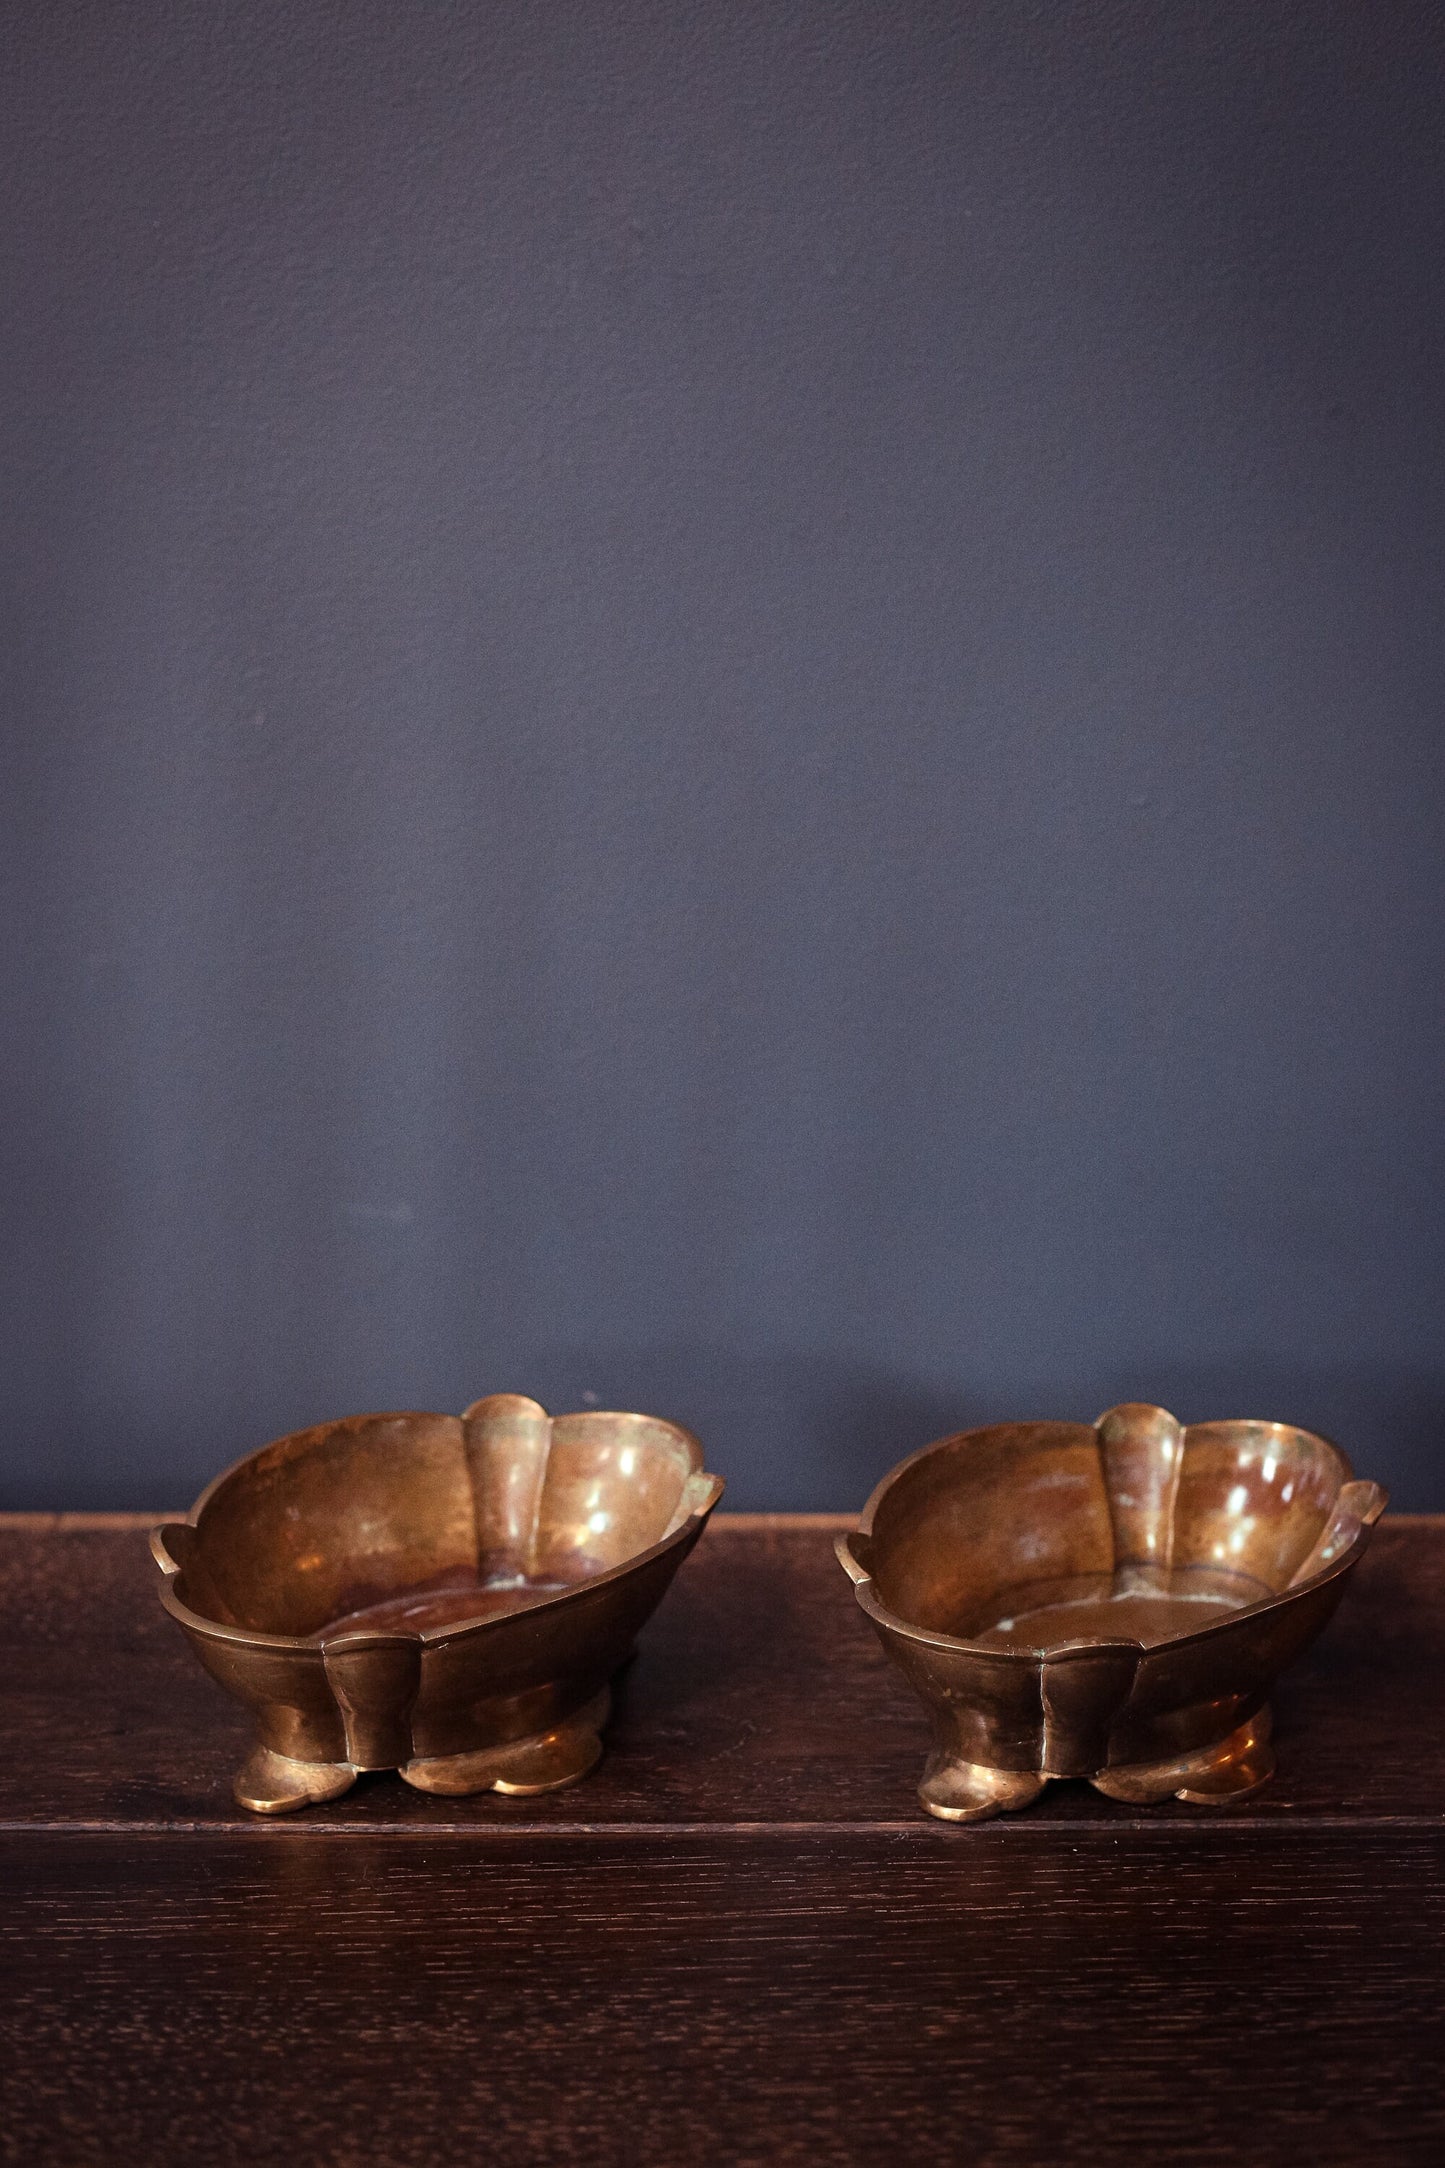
top-left (152, 1403), bottom-right (724, 1656)
top-left (838, 1408), bottom-right (1386, 1663)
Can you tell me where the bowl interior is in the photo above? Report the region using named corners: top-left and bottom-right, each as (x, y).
top-left (175, 1402), bottom-right (703, 1638)
top-left (865, 1411), bottom-right (1351, 1651)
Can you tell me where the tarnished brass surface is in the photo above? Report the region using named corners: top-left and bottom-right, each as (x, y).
top-left (837, 1402), bottom-right (1385, 1822)
top-left (153, 1394), bottom-right (722, 1814)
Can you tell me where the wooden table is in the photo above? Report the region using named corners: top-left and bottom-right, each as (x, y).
top-left (2, 1511), bottom-right (1442, 2165)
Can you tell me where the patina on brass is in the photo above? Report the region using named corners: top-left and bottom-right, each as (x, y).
top-left (837, 1402), bottom-right (1385, 1821)
top-left (153, 1394), bottom-right (722, 1814)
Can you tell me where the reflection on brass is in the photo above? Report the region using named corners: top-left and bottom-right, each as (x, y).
top-left (153, 1394), bottom-right (722, 1814)
top-left (837, 1402), bottom-right (1385, 1821)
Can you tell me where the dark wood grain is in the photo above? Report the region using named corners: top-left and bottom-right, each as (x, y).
top-left (0, 1514), bottom-right (1441, 1829)
top-left (2, 1515), bottom-right (1443, 2165)
top-left (3, 1829), bottom-right (1443, 2167)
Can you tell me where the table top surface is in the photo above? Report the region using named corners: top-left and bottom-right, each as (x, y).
top-left (5, 1507), bottom-right (1443, 1833)
top-left (3, 1510), bottom-right (1443, 2165)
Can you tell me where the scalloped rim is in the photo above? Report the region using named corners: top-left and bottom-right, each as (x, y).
top-left (152, 1406), bottom-right (723, 1656)
top-left (838, 1408), bottom-right (1387, 1663)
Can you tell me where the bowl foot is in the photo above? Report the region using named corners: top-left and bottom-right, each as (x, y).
top-left (1090, 1707), bottom-right (1275, 1806)
top-left (400, 1687), bottom-right (611, 1798)
top-left (916, 1707), bottom-right (1275, 1822)
top-left (918, 1752), bottom-right (1050, 1823)
top-left (234, 1747), bottom-right (358, 1816)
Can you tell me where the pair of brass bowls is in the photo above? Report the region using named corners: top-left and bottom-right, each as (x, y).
top-left (154, 1396), bottom-right (1383, 1819)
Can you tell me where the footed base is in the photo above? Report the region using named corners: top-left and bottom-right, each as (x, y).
top-left (402, 1688), bottom-right (610, 1798)
top-left (233, 1688), bottom-right (612, 1815)
top-left (1090, 1706), bottom-right (1274, 1806)
top-left (235, 1748), bottom-right (359, 1815)
top-left (918, 1754), bottom-right (1049, 1822)
top-left (918, 1708), bottom-right (1275, 1824)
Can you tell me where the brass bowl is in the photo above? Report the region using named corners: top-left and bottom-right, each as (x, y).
top-left (153, 1393), bottom-right (722, 1814)
top-left (837, 1401), bottom-right (1385, 1821)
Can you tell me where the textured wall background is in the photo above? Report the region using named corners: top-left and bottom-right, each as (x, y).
top-left (3, 0), bottom-right (1443, 1508)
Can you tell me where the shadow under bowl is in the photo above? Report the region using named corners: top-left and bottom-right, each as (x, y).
top-left (837, 1401), bottom-right (1385, 1821)
top-left (153, 1393), bottom-right (722, 1814)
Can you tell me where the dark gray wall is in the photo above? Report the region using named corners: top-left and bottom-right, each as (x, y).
top-left (3, 0), bottom-right (1443, 1510)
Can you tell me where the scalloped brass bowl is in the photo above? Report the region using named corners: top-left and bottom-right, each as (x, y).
top-left (837, 1402), bottom-right (1384, 1821)
top-left (153, 1393), bottom-right (722, 1814)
